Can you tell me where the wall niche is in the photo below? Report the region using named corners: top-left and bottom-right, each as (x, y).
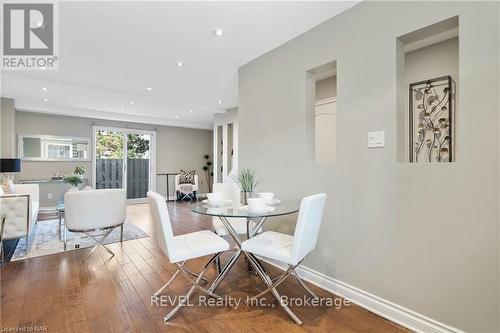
top-left (396, 16), bottom-right (459, 163)
top-left (306, 61), bottom-right (337, 164)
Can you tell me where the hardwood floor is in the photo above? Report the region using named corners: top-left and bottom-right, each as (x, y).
top-left (1, 201), bottom-right (409, 333)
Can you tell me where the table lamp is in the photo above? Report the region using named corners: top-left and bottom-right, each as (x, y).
top-left (0, 158), bottom-right (21, 192)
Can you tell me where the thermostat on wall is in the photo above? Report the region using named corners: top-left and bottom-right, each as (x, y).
top-left (368, 131), bottom-right (385, 148)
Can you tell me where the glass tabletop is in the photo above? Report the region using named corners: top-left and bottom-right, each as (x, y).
top-left (191, 201), bottom-right (299, 218)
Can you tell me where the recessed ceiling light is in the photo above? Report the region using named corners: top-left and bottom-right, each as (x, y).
top-left (121, 108), bottom-right (125, 112)
top-left (146, 87), bottom-right (153, 91)
top-left (41, 87), bottom-right (48, 91)
top-left (177, 61), bottom-right (184, 67)
top-left (130, 101), bottom-right (135, 104)
top-left (189, 109), bottom-right (193, 113)
top-left (214, 29), bottom-right (224, 37)
top-left (42, 98), bottom-right (48, 102)
top-left (218, 100), bottom-right (223, 104)
top-left (175, 115), bottom-right (179, 119)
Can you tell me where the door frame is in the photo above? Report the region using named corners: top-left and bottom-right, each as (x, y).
top-left (92, 126), bottom-right (156, 203)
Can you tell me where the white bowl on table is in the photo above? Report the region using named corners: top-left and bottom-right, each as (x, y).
top-left (206, 193), bottom-right (222, 204)
top-left (258, 192), bottom-right (274, 204)
top-left (247, 198), bottom-right (266, 211)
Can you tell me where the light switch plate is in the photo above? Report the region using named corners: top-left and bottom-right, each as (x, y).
top-left (368, 131), bottom-right (385, 148)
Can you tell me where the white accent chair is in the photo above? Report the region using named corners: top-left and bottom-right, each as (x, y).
top-left (147, 191), bottom-right (229, 322)
top-left (64, 189), bottom-right (126, 262)
top-left (175, 174), bottom-right (199, 201)
top-left (0, 184), bottom-right (39, 251)
top-left (241, 193), bottom-right (327, 325)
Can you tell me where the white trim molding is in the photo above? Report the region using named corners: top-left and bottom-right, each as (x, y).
top-left (259, 258), bottom-right (466, 333)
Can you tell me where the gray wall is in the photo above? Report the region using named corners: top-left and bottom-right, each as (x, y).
top-left (238, 2), bottom-right (499, 332)
top-left (1, 97), bottom-right (16, 157)
top-left (16, 111), bottom-right (213, 202)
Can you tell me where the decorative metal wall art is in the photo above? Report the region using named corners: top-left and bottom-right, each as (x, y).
top-left (409, 75), bottom-right (455, 162)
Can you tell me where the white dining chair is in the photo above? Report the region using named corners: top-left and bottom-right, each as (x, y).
top-left (147, 191), bottom-right (230, 322)
top-left (241, 193), bottom-right (327, 325)
top-left (211, 182), bottom-right (262, 272)
top-left (64, 189), bottom-right (126, 262)
top-left (211, 182), bottom-right (244, 235)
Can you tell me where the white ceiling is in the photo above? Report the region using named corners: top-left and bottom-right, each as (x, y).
top-left (1, 1), bottom-right (358, 129)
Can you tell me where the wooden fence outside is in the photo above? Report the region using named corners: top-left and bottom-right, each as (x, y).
top-left (95, 159), bottom-right (149, 199)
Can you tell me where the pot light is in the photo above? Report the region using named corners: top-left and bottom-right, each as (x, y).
top-left (146, 87), bottom-right (153, 91)
top-left (218, 100), bottom-right (223, 104)
top-left (41, 87), bottom-right (48, 91)
top-left (175, 115), bottom-right (179, 119)
top-left (214, 29), bottom-right (224, 37)
top-left (189, 109), bottom-right (193, 113)
top-left (42, 98), bottom-right (48, 102)
top-left (121, 108), bottom-right (125, 112)
top-left (130, 101), bottom-right (135, 104)
top-left (177, 61), bottom-right (184, 67)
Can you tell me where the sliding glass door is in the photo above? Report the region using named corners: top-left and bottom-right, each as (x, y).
top-left (93, 127), bottom-right (156, 202)
top-left (126, 133), bottom-right (152, 199)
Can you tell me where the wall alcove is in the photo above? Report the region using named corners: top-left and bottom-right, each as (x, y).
top-left (396, 16), bottom-right (459, 163)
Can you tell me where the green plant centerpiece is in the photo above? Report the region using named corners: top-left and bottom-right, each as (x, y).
top-left (232, 168), bottom-right (259, 205)
top-left (63, 165), bottom-right (86, 190)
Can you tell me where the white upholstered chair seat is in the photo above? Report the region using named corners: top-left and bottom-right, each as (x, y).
top-left (241, 231), bottom-right (294, 264)
top-left (171, 230), bottom-right (230, 263)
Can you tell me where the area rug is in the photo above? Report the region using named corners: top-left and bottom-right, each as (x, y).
top-left (11, 218), bottom-right (148, 261)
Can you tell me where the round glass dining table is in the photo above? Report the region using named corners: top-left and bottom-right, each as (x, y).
top-left (191, 201), bottom-right (299, 219)
top-left (190, 200), bottom-right (299, 294)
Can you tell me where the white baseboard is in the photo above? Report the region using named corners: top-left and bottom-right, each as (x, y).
top-left (259, 258), bottom-right (465, 333)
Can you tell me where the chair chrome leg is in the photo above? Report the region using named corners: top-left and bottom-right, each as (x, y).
top-left (164, 284), bottom-right (196, 322)
top-left (208, 249), bottom-right (242, 294)
top-left (184, 267), bottom-right (209, 284)
top-left (249, 269), bottom-right (291, 300)
top-left (81, 227), bottom-right (116, 262)
top-left (291, 269), bottom-right (319, 299)
top-left (25, 235), bottom-right (29, 254)
top-left (154, 268), bottom-right (180, 297)
top-left (82, 244), bottom-right (100, 262)
top-left (163, 252), bottom-right (222, 322)
top-left (215, 256), bottom-right (222, 274)
top-left (120, 224), bottom-right (124, 243)
top-left (64, 226), bottom-right (67, 251)
top-left (0, 241), bottom-right (4, 267)
top-left (244, 253), bottom-right (303, 325)
top-left (178, 265), bottom-right (222, 299)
